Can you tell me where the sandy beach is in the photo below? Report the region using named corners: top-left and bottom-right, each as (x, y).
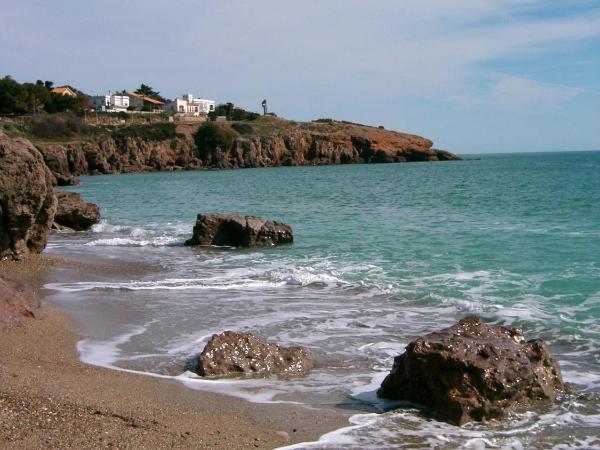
top-left (0, 255), bottom-right (349, 449)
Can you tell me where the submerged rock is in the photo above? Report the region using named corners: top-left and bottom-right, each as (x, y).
top-left (53, 192), bottom-right (100, 231)
top-left (377, 316), bottom-right (565, 425)
top-left (54, 174), bottom-right (81, 186)
top-left (0, 277), bottom-right (37, 329)
top-left (196, 331), bottom-right (313, 377)
top-left (0, 132), bottom-right (57, 260)
top-left (185, 213), bottom-right (293, 247)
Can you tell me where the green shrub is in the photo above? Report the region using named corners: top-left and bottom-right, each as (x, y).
top-left (231, 122), bottom-right (254, 135)
top-left (208, 103), bottom-right (260, 121)
top-left (111, 122), bottom-right (179, 142)
top-left (30, 113), bottom-right (86, 139)
top-left (193, 122), bottom-right (238, 163)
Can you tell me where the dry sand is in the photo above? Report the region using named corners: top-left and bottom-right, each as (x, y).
top-left (0, 255), bottom-right (349, 449)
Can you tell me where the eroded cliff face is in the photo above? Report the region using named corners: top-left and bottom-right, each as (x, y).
top-left (37, 136), bottom-right (202, 178)
top-left (213, 128), bottom-right (458, 169)
top-left (35, 121), bottom-right (460, 179)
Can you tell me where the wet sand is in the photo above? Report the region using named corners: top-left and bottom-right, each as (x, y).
top-left (0, 255), bottom-right (349, 449)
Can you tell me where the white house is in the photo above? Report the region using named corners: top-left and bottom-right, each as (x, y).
top-left (164, 94), bottom-right (215, 116)
top-left (91, 92), bottom-right (130, 112)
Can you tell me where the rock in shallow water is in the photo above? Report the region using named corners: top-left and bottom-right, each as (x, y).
top-left (53, 192), bottom-right (100, 231)
top-left (377, 315), bottom-right (565, 425)
top-left (196, 331), bottom-right (313, 377)
top-left (185, 213), bottom-right (293, 247)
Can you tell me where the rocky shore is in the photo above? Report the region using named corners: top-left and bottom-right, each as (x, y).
top-left (3, 120), bottom-right (572, 446)
top-left (0, 255), bottom-right (349, 449)
top-left (0, 131), bottom-right (350, 447)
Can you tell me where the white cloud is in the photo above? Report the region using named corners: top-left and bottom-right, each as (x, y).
top-left (1, 1), bottom-right (599, 113)
top-left (488, 76), bottom-right (582, 110)
top-left (168, 1), bottom-right (600, 110)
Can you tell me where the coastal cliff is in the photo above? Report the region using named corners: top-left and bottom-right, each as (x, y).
top-left (34, 117), bottom-right (460, 179)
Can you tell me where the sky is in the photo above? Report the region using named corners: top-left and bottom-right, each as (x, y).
top-left (1, 1), bottom-right (599, 153)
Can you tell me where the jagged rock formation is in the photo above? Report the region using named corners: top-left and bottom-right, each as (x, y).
top-left (53, 192), bottom-right (101, 231)
top-left (196, 331), bottom-right (313, 377)
top-left (0, 132), bottom-right (57, 260)
top-left (378, 316), bottom-right (565, 425)
top-left (37, 135), bottom-right (201, 177)
top-left (208, 123), bottom-right (459, 169)
top-left (34, 119), bottom-right (460, 179)
top-left (185, 213), bottom-right (293, 247)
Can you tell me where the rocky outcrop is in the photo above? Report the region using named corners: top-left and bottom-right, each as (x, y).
top-left (185, 213), bottom-right (293, 247)
top-left (0, 132), bottom-right (57, 260)
top-left (377, 316), bottom-right (565, 425)
top-left (196, 331), bottom-right (313, 377)
top-left (53, 192), bottom-right (100, 231)
top-left (34, 121), bottom-right (460, 180)
top-left (200, 123), bottom-right (461, 169)
top-left (0, 277), bottom-right (37, 329)
top-left (55, 174), bottom-right (80, 186)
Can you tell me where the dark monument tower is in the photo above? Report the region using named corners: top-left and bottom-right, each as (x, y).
top-left (261, 99), bottom-right (268, 116)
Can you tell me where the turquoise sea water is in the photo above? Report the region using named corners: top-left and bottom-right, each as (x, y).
top-left (47, 152), bottom-right (600, 449)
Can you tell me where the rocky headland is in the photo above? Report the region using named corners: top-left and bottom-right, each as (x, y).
top-left (30, 117), bottom-right (461, 181)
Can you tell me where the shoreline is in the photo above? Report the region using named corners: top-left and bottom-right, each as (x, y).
top-left (0, 255), bottom-right (350, 449)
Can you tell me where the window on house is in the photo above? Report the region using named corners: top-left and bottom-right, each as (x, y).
top-left (179, 105), bottom-right (184, 112)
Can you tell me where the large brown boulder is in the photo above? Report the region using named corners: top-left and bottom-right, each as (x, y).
top-left (53, 192), bottom-right (101, 231)
top-left (0, 132), bottom-right (57, 260)
top-left (185, 213), bottom-right (293, 247)
top-left (0, 277), bottom-right (37, 329)
top-left (196, 331), bottom-right (313, 377)
top-left (377, 316), bottom-right (565, 425)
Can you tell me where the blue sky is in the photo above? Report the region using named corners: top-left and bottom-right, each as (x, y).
top-left (1, 1), bottom-right (599, 153)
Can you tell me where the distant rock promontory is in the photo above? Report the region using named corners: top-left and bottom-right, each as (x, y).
top-left (32, 117), bottom-right (461, 179)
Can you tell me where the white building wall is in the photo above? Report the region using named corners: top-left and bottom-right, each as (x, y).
top-left (196, 99), bottom-right (215, 114)
top-left (111, 95), bottom-right (129, 109)
top-left (91, 95), bottom-right (110, 108)
top-left (164, 95), bottom-right (216, 116)
top-left (91, 93), bottom-right (129, 111)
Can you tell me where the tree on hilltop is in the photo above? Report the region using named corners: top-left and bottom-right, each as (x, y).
top-left (0, 75), bottom-right (89, 114)
top-left (208, 102), bottom-right (260, 121)
top-left (134, 84), bottom-right (166, 102)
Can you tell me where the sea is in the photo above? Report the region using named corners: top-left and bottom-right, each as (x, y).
top-left (45, 151), bottom-right (600, 449)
